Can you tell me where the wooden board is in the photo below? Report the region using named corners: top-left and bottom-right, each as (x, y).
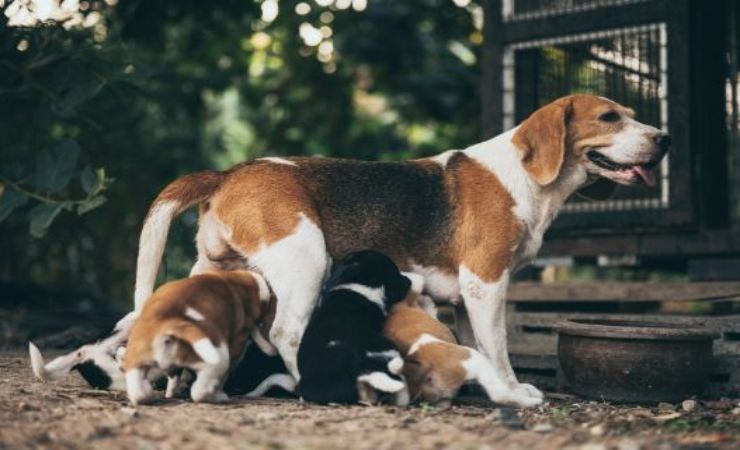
top-left (507, 281), bottom-right (740, 302)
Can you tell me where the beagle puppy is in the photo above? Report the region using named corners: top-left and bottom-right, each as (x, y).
top-left (122, 270), bottom-right (273, 405)
top-left (99, 94), bottom-right (668, 407)
top-left (297, 250), bottom-right (410, 405)
top-left (385, 274), bottom-right (528, 407)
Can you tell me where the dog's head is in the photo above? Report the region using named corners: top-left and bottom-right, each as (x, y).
top-left (512, 94), bottom-right (670, 190)
top-left (327, 250), bottom-right (412, 308)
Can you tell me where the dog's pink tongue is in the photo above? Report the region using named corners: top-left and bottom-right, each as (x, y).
top-left (631, 166), bottom-right (656, 187)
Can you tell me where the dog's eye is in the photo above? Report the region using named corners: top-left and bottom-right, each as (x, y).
top-left (598, 111), bottom-right (621, 122)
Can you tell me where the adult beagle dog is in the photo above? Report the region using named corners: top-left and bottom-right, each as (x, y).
top-left (117, 94), bottom-right (669, 407)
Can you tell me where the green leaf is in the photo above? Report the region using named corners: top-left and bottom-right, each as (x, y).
top-left (80, 165), bottom-right (97, 194)
top-left (35, 140), bottom-right (80, 194)
top-left (77, 195), bottom-right (106, 215)
top-left (0, 187), bottom-right (29, 222)
top-left (29, 202), bottom-right (65, 238)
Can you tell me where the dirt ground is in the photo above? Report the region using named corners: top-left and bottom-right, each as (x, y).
top-left (0, 351), bottom-right (738, 450)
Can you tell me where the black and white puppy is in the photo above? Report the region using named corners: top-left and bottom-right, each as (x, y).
top-left (297, 250), bottom-right (411, 405)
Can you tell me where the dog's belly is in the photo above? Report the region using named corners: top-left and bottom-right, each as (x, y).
top-left (410, 263), bottom-right (460, 303)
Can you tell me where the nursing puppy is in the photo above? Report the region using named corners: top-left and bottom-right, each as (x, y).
top-left (297, 250), bottom-right (410, 405)
top-left (122, 270), bottom-right (272, 405)
top-left (385, 276), bottom-right (527, 407)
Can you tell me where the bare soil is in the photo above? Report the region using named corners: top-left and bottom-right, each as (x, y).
top-left (1, 351), bottom-right (738, 450)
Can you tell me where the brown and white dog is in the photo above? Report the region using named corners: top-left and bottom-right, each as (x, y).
top-left (115, 94), bottom-right (668, 407)
top-left (385, 274), bottom-right (517, 407)
top-left (122, 270), bottom-right (272, 404)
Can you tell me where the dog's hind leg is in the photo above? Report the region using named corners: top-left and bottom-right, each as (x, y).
top-left (249, 214), bottom-right (330, 381)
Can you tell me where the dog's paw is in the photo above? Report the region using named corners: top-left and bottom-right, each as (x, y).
top-left (512, 382), bottom-right (544, 400)
top-left (489, 386), bottom-right (543, 408)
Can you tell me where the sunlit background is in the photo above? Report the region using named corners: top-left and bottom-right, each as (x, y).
top-left (0, 0), bottom-right (482, 310)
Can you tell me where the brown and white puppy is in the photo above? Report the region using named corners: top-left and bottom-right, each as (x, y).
top-left (114, 94), bottom-right (668, 408)
top-left (385, 274), bottom-right (513, 407)
top-left (122, 270), bottom-right (272, 405)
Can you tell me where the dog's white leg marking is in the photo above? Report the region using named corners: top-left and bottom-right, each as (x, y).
top-left (165, 373), bottom-right (180, 399)
top-left (134, 201), bottom-right (179, 310)
top-left (251, 214), bottom-right (329, 380)
top-left (126, 368), bottom-right (154, 405)
top-left (190, 342), bottom-right (230, 403)
top-left (459, 266), bottom-right (543, 405)
top-left (461, 348), bottom-right (541, 407)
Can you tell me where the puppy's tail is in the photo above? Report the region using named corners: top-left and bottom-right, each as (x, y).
top-left (29, 342), bottom-right (75, 381)
top-left (134, 170), bottom-right (224, 310)
top-left (154, 319), bottom-right (225, 367)
top-left (246, 373), bottom-right (297, 397)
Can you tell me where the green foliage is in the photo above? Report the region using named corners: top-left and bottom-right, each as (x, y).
top-left (0, 0), bottom-right (480, 302)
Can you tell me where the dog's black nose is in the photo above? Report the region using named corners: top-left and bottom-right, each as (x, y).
top-left (654, 133), bottom-right (671, 151)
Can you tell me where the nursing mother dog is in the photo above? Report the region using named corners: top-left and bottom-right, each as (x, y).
top-left (124, 94), bottom-right (669, 408)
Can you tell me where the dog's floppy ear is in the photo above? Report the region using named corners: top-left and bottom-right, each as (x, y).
top-left (513, 98), bottom-right (573, 186)
top-left (575, 177), bottom-right (618, 201)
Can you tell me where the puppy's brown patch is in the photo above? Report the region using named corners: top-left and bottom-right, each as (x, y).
top-left (123, 271), bottom-right (267, 371)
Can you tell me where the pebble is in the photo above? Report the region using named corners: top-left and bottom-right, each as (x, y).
top-left (657, 402), bottom-right (674, 411)
top-left (579, 444), bottom-right (607, 450)
top-left (589, 424), bottom-right (604, 436)
top-left (120, 407), bottom-right (138, 418)
top-left (532, 423), bottom-right (553, 433)
top-left (617, 438), bottom-right (640, 450)
top-left (681, 400), bottom-right (697, 412)
top-left (732, 407), bottom-right (740, 416)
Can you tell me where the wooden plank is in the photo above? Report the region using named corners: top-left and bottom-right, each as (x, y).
top-left (507, 281), bottom-right (740, 302)
top-left (540, 229), bottom-right (740, 258)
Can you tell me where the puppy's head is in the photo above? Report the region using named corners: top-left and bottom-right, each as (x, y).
top-left (328, 250), bottom-right (411, 308)
top-left (512, 94), bottom-right (670, 190)
top-left (403, 358), bottom-right (459, 407)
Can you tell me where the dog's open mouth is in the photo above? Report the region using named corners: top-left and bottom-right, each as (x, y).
top-left (587, 150), bottom-right (660, 187)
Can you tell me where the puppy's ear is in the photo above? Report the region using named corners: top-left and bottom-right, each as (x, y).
top-left (402, 357), bottom-right (430, 400)
top-left (385, 273), bottom-right (412, 305)
top-left (512, 97), bottom-right (573, 186)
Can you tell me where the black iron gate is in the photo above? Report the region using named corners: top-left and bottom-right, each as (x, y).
top-left (482, 0), bottom-right (729, 244)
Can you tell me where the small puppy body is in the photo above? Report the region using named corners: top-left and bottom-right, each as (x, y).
top-left (122, 270), bottom-right (272, 405)
top-left (385, 279), bottom-right (541, 408)
top-left (297, 250), bottom-right (411, 405)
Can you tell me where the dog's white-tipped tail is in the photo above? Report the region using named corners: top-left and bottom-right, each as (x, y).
top-left (246, 373), bottom-right (297, 397)
top-left (357, 372), bottom-right (406, 393)
top-left (191, 338), bottom-right (222, 365)
top-left (133, 200), bottom-right (179, 310)
top-left (133, 171), bottom-right (223, 310)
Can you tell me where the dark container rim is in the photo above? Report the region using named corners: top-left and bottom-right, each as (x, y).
top-left (556, 318), bottom-right (720, 341)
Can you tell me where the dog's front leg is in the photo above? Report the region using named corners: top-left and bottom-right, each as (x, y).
top-left (458, 266), bottom-right (543, 406)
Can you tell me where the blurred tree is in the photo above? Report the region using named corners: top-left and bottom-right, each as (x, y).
top-left (0, 0), bottom-right (481, 304)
